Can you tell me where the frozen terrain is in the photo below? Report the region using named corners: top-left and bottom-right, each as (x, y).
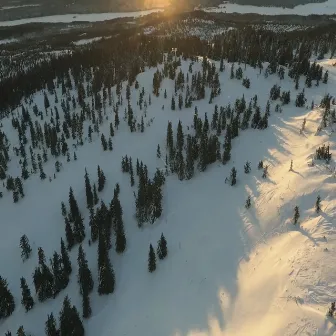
top-left (0, 54), bottom-right (335, 336)
top-left (0, 8), bottom-right (164, 27)
top-left (203, 0), bottom-right (336, 15)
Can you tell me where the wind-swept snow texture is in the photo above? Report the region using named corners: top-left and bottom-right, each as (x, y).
top-left (203, 0), bottom-right (336, 15)
top-left (0, 57), bottom-right (335, 336)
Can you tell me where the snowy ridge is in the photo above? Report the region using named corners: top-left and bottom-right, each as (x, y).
top-left (0, 54), bottom-right (335, 335)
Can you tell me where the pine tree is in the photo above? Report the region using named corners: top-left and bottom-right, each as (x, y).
top-left (64, 216), bottom-right (75, 250)
top-left (245, 195), bottom-right (251, 209)
top-left (45, 313), bottom-right (59, 336)
top-left (84, 169), bottom-right (93, 209)
top-left (93, 183), bottom-right (99, 205)
top-left (61, 202), bottom-right (67, 217)
top-left (68, 187), bottom-right (80, 221)
top-left (16, 326), bottom-right (26, 336)
top-left (113, 195), bottom-right (127, 254)
top-left (73, 215), bottom-right (86, 244)
top-left (230, 167), bottom-right (237, 186)
top-left (51, 251), bottom-right (69, 297)
top-left (148, 244), bottom-right (156, 272)
top-left (293, 206), bottom-right (300, 225)
top-left (328, 302), bottom-right (335, 317)
top-left (60, 238), bottom-right (72, 276)
top-left (77, 245), bottom-right (94, 295)
top-left (101, 134), bottom-right (107, 151)
top-left (244, 161), bottom-right (251, 174)
top-left (20, 277), bottom-right (34, 312)
top-left (82, 291), bottom-right (92, 319)
top-left (59, 296), bottom-right (84, 336)
top-left (0, 276), bottom-right (15, 319)
top-left (97, 232), bottom-right (115, 295)
top-left (315, 195), bottom-right (321, 214)
top-left (97, 165), bottom-right (106, 192)
top-left (157, 233), bottom-right (168, 260)
top-left (19, 235), bottom-right (32, 262)
top-left (157, 144), bottom-right (161, 158)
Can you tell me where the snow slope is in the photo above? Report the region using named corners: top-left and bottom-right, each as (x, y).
top-left (0, 8), bottom-right (164, 27)
top-left (0, 57), bottom-right (335, 336)
top-left (203, 0), bottom-right (336, 15)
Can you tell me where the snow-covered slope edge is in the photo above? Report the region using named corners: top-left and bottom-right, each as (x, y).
top-left (223, 105), bottom-right (336, 336)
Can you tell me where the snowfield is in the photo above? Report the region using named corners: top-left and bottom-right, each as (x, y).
top-left (0, 55), bottom-right (335, 336)
top-left (203, 0), bottom-right (336, 15)
top-left (0, 8), bottom-right (164, 27)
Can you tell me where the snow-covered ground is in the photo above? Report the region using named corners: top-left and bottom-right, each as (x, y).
top-left (0, 38), bottom-right (18, 44)
top-left (0, 55), bottom-right (335, 336)
top-left (72, 37), bottom-right (105, 46)
top-left (0, 4), bottom-right (40, 10)
top-left (0, 8), bottom-right (164, 27)
top-left (203, 0), bottom-right (336, 15)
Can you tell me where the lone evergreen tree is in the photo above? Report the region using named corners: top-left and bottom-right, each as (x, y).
top-left (316, 195), bottom-right (321, 213)
top-left (148, 244), bottom-right (156, 272)
top-left (20, 277), bottom-right (34, 312)
top-left (16, 326), bottom-right (26, 336)
top-left (244, 161), bottom-right (251, 174)
top-left (230, 167), bottom-right (237, 186)
top-left (293, 206), bottom-right (300, 225)
top-left (328, 302), bottom-right (335, 317)
top-left (245, 195), bottom-right (251, 209)
top-left (19, 235), bottom-right (32, 262)
top-left (157, 233), bottom-right (168, 260)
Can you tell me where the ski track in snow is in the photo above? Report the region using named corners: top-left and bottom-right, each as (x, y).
top-left (0, 56), bottom-right (335, 335)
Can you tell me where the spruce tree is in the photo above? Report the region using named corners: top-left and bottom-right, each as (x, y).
top-left (64, 216), bottom-right (75, 250)
top-left (77, 245), bottom-right (94, 295)
top-left (20, 277), bottom-right (34, 312)
top-left (97, 232), bottom-right (115, 295)
top-left (315, 195), bottom-right (321, 213)
top-left (97, 165), bottom-right (106, 192)
top-left (230, 167), bottom-right (237, 186)
top-left (19, 235), bottom-right (32, 262)
top-left (293, 206), bottom-right (300, 225)
top-left (60, 238), bottom-right (72, 276)
top-left (113, 195), bottom-right (126, 254)
top-left (93, 183), bottom-right (99, 205)
top-left (0, 276), bottom-right (15, 319)
top-left (16, 326), bottom-right (26, 336)
top-left (82, 291), bottom-right (92, 319)
top-left (59, 296), bottom-right (84, 336)
top-left (68, 187), bottom-right (80, 221)
top-left (45, 313), bottom-right (59, 336)
top-left (245, 195), bottom-right (251, 209)
top-left (84, 169), bottom-right (93, 209)
top-left (244, 161), bottom-right (251, 174)
top-left (73, 215), bottom-right (86, 244)
top-left (51, 251), bottom-right (69, 297)
top-left (148, 244), bottom-right (156, 272)
top-left (157, 233), bottom-right (168, 260)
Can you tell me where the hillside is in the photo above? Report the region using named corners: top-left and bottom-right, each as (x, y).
top-left (0, 27), bottom-right (335, 336)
